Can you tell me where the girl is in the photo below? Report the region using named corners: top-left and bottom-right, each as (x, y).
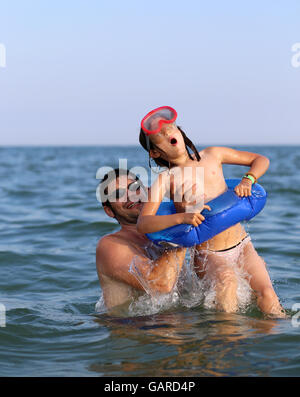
top-left (137, 106), bottom-right (285, 317)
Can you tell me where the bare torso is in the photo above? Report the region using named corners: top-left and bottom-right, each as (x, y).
top-left (168, 148), bottom-right (247, 251)
top-left (97, 229), bottom-right (166, 310)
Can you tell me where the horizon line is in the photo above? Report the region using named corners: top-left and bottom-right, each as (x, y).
top-left (1, 143), bottom-right (300, 148)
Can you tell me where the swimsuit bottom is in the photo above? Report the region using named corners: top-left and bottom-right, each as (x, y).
top-left (206, 234), bottom-right (250, 253)
top-left (195, 235), bottom-right (252, 266)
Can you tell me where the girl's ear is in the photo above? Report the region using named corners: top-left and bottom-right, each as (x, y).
top-left (149, 148), bottom-right (160, 159)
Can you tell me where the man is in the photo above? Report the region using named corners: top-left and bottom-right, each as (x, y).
top-left (96, 169), bottom-right (186, 311)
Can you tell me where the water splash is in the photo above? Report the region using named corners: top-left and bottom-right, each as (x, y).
top-left (95, 244), bottom-right (254, 317)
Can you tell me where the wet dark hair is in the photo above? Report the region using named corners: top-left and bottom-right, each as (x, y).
top-left (139, 126), bottom-right (200, 168)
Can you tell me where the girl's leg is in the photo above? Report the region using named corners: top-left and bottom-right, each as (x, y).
top-left (240, 241), bottom-right (285, 317)
top-left (194, 250), bottom-right (239, 313)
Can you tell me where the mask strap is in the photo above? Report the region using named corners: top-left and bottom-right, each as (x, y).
top-left (145, 134), bottom-right (150, 152)
top-left (145, 134), bottom-right (170, 174)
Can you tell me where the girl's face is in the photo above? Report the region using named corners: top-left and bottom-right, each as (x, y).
top-left (149, 123), bottom-right (187, 161)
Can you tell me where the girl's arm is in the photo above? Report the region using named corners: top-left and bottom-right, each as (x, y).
top-left (216, 146), bottom-right (269, 177)
top-left (206, 146), bottom-right (269, 177)
top-left (137, 172), bottom-right (178, 234)
top-left (205, 146), bottom-right (270, 197)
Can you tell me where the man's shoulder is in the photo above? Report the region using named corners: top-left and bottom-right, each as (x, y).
top-left (97, 233), bottom-right (126, 253)
top-left (96, 232), bottom-right (136, 261)
top-left (97, 233), bottom-right (117, 250)
top-left (96, 232), bottom-right (140, 280)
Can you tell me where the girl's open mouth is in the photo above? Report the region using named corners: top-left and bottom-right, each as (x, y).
top-left (170, 137), bottom-right (177, 145)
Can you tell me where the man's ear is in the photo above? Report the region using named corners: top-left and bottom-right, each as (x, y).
top-left (149, 148), bottom-right (160, 159)
top-left (103, 205), bottom-right (115, 218)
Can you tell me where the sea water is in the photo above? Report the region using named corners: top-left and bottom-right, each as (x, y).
top-left (0, 145), bottom-right (300, 376)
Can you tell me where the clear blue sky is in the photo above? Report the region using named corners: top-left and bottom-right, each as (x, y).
top-left (0, 0), bottom-right (299, 145)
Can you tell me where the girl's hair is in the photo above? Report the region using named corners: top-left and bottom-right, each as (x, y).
top-left (139, 126), bottom-right (201, 168)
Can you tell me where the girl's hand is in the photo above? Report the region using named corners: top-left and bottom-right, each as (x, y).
top-left (177, 205), bottom-right (211, 227)
top-left (234, 178), bottom-right (252, 197)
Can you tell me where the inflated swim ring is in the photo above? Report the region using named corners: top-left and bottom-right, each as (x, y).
top-left (146, 179), bottom-right (267, 247)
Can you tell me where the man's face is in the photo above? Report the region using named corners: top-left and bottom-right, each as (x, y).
top-left (104, 176), bottom-right (147, 225)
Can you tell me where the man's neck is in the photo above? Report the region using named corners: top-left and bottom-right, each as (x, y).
top-left (120, 223), bottom-right (138, 233)
top-left (119, 223), bottom-right (149, 242)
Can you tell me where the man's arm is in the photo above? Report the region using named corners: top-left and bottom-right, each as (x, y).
top-left (96, 236), bottom-right (186, 294)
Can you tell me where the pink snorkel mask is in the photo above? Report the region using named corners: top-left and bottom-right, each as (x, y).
top-left (141, 106), bottom-right (178, 151)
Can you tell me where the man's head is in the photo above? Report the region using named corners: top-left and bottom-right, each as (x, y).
top-left (98, 169), bottom-right (147, 225)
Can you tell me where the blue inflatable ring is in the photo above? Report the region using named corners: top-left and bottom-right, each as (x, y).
top-left (146, 179), bottom-right (267, 247)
